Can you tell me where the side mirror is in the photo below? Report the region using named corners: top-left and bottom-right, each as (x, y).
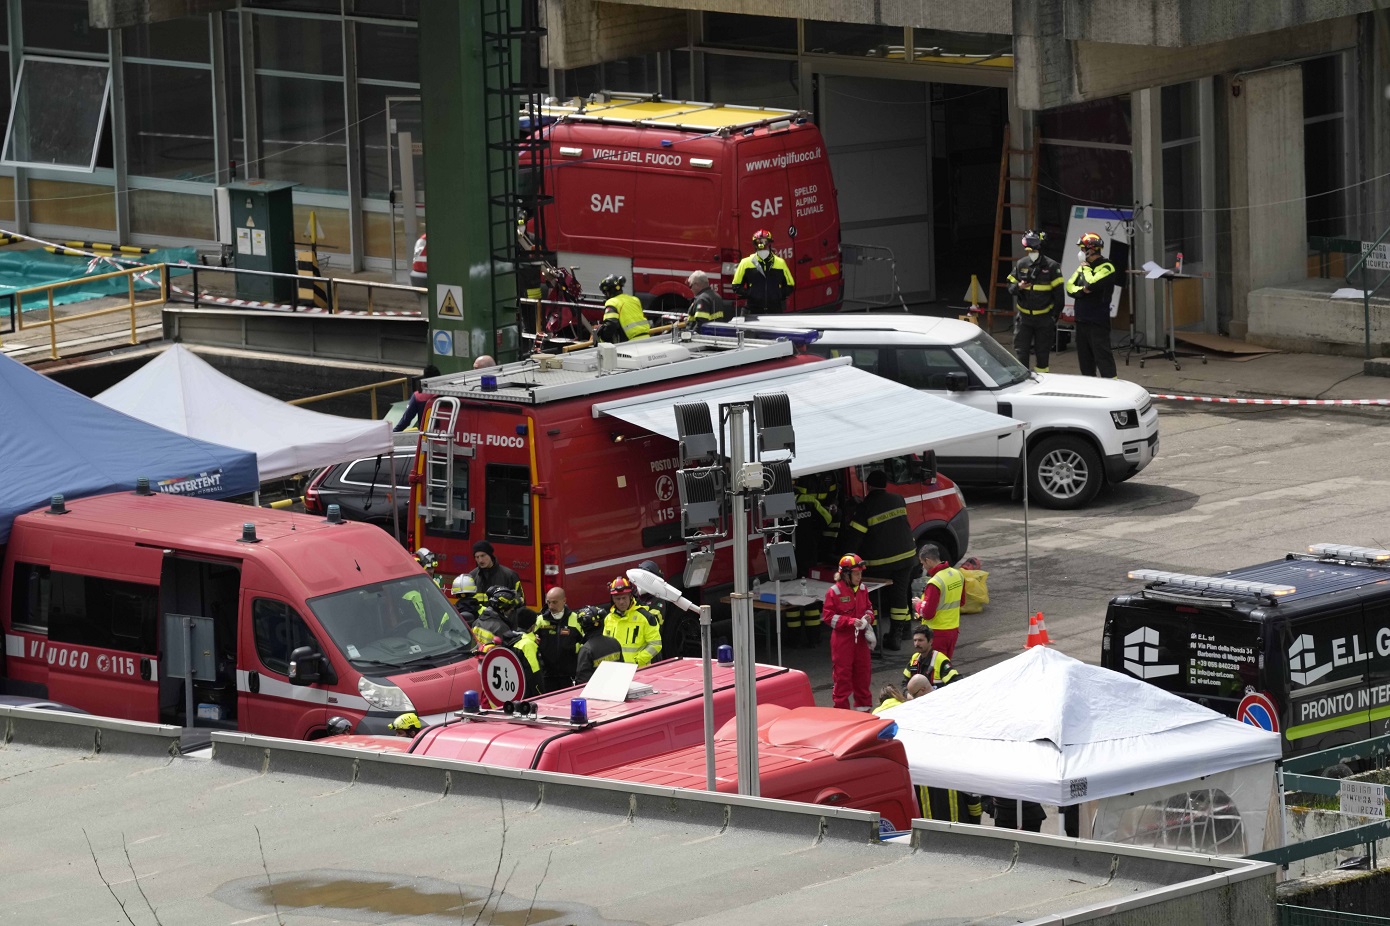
top-left (287, 645), bottom-right (322, 686)
top-left (944, 372), bottom-right (969, 392)
top-left (920, 450), bottom-right (937, 484)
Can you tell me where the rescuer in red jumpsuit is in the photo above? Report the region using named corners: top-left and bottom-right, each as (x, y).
top-left (822, 553), bottom-right (876, 710)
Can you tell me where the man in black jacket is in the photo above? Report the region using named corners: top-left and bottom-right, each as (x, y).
top-left (1007, 231), bottom-right (1065, 373)
top-left (469, 540), bottom-right (523, 601)
top-left (1066, 232), bottom-right (1119, 378)
top-left (846, 470), bottom-right (917, 653)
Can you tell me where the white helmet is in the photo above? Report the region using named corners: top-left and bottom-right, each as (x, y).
top-left (415, 547), bottom-right (437, 569)
top-left (451, 574), bottom-right (478, 597)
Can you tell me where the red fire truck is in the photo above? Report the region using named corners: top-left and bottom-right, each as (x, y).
top-left (527, 93), bottom-right (843, 315)
top-left (407, 331), bottom-right (989, 609)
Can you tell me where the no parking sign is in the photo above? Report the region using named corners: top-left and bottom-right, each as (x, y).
top-left (1236, 692), bottom-right (1280, 733)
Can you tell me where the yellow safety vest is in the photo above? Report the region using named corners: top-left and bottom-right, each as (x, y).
top-left (602, 294), bottom-right (650, 340)
top-left (603, 604), bottom-right (662, 666)
top-left (925, 566), bottom-right (964, 632)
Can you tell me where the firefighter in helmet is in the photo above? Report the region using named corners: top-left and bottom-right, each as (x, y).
top-left (731, 228), bottom-right (794, 314)
top-left (1066, 231), bottom-right (1119, 378)
top-left (597, 274), bottom-right (650, 343)
top-left (603, 575), bottom-right (662, 666)
top-left (414, 547), bottom-right (442, 589)
top-left (574, 605), bottom-right (622, 684)
top-left (1007, 230), bottom-right (1065, 373)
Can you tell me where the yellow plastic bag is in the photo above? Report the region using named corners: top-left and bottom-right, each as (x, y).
top-left (960, 568), bottom-right (990, 614)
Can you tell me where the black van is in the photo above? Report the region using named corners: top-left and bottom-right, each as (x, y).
top-left (1102, 545), bottom-right (1390, 759)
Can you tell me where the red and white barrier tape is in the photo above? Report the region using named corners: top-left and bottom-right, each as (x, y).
top-left (1151, 393), bottom-right (1390, 406)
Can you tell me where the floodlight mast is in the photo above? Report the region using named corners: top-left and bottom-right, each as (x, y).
top-left (627, 567), bottom-right (715, 792)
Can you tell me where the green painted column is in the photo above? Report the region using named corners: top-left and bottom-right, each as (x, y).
top-left (419, 0), bottom-right (519, 373)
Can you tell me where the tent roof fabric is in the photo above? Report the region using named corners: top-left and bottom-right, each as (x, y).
top-left (591, 358), bottom-right (1023, 477)
top-left (96, 345), bottom-right (393, 483)
top-left (883, 646), bottom-right (1282, 805)
top-left (0, 353), bottom-right (259, 543)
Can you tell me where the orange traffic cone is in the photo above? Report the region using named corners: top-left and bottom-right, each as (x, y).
top-left (1025, 612), bottom-right (1051, 649)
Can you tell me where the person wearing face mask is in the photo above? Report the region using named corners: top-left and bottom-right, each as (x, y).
top-left (1066, 232), bottom-right (1119, 378)
top-left (731, 229), bottom-right (795, 314)
top-left (1006, 231), bottom-right (1064, 373)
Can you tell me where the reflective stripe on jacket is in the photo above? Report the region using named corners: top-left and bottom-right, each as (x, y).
top-left (602, 293), bottom-right (650, 340)
top-left (604, 603), bottom-right (662, 666)
top-left (731, 253), bottom-right (794, 309)
top-left (924, 565), bottom-right (964, 631)
top-left (903, 648), bottom-right (958, 686)
top-left (848, 488), bottom-right (916, 568)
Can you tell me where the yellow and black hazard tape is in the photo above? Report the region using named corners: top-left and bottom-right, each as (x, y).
top-left (63, 240), bottom-right (158, 255)
top-left (0, 233), bottom-right (20, 246)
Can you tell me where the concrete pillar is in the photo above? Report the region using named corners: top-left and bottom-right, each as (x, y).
top-left (1356, 12), bottom-right (1390, 243)
top-left (1130, 87), bottom-right (1164, 344)
top-left (1227, 65), bottom-right (1306, 339)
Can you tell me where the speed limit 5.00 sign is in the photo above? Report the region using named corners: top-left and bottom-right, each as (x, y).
top-left (481, 647), bottom-right (526, 704)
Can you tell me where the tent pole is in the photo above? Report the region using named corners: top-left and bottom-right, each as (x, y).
top-left (253, 490), bottom-right (260, 507)
top-left (389, 446), bottom-right (402, 545)
top-left (1020, 430), bottom-right (1032, 626)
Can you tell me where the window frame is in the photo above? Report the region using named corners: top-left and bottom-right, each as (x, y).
top-left (251, 597), bottom-right (321, 676)
top-left (2, 54), bottom-right (113, 173)
top-left (485, 462), bottom-right (532, 543)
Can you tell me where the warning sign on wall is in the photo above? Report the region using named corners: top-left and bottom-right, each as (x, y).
top-left (437, 284), bottom-right (462, 318)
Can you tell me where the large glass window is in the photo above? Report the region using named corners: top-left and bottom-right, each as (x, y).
top-left (705, 56), bottom-right (798, 110)
top-left (124, 63), bottom-right (214, 181)
top-left (1037, 98), bottom-right (1133, 245)
top-left (703, 13), bottom-right (796, 53)
top-left (23, 0), bottom-right (106, 54)
top-left (485, 463), bottom-right (531, 542)
top-left (1304, 55), bottom-right (1348, 239)
top-left (47, 571), bottom-right (159, 654)
top-left (804, 21), bottom-right (905, 58)
top-left (351, 0), bottom-right (421, 18)
top-left (256, 74), bottom-right (347, 192)
top-left (1161, 82), bottom-right (1202, 263)
top-left (255, 13), bottom-right (343, 75)
top-left (308, 574), bottom-right (475, 670)
top-left (356, 22), bottom-right (417, 84)
top-left (124, 17), bottom-right (209, 64)
top-left (3, 56), bottom-right (112, 171)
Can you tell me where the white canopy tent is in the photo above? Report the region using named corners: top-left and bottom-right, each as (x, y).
top-left (883, 646), bottom-right (1283, 853)
top-left (96, 345), bottom-right (393, 483)
top-left (591, 356), bottom-right (1025, 475)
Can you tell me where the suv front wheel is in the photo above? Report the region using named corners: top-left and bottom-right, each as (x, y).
top-left (1028, 435), bottom-right (1102, 509)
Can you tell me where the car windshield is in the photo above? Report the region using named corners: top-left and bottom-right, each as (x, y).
top-left (308, 574), bottom-right (475, 672)
top-left (958, 330), bottom-right (1030, 387)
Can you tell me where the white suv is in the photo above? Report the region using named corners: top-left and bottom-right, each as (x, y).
top-left (730, 314), bottom-right (1160, 509)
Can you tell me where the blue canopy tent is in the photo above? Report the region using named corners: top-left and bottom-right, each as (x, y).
top-left (0, 354), bottom-right (259, 543)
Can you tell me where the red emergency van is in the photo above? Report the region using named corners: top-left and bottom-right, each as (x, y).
top-left (528, 93), bottom-right (843, 315)
top-left (0, 491), bottom-right (482, 738)
top-left (406, 333), bottom-right (972, 609)
top-left (601, 704), bottom-right (918, 830)
top-left (405, 657), bottom-right (813, 773)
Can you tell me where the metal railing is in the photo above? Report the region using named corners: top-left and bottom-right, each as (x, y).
top-left (1280, 905), bottom-right (1390, 925)
top-left (1341, 227), bottom-right (1390, 360)
top-left (287, 376), bottom-right (411, 420)
top-left (169, 264), bottom-right (425, 316)
top-left (0, 263), bottom-right (168, 360)
top-left (1248, 733), bottom-right (1390, 870)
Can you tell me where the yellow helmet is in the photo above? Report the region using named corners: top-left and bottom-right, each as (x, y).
top-left (388, 712), bottom-right (421, 734)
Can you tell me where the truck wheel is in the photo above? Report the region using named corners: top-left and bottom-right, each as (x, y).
top-left (1028, 435), bottom-right (1102, 509)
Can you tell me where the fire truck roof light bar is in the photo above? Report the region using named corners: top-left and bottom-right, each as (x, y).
top-left (1127, 569), bottom-right (1296, 598)
top-left (1308, 543), bottom-right (1390, 563)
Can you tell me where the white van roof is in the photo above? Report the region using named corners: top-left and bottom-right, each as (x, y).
top-left (731, 313), bottom-right (983, 346)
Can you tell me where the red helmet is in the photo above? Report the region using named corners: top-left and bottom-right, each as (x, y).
top-left (1077, 232), bottom-right (1104, 251)
top-left (752, 229), bottom-right (773, 246)
top-left (609, 576), bottom-right (635, 596)
top-left (838, 553), bottom-right (865, 571)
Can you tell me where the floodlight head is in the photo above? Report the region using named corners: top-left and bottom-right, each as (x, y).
top-left (754, 392), bottom-right (795, 455)
top-left (678, 466), bottom-right (723, 533)
top-left (626, 566), bottom-right (700, 613)
top-left (758, 459), bottom-right (796, 521)
top-left (675, 402), bottom-right (717, 464)
top-left (683, 547), bottom-right (716, 588)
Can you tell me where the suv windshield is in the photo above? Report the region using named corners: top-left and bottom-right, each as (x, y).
top-left (958, 330), bottom-right (1030, 387)
top-left (308, 574), bottom-right (475, 672)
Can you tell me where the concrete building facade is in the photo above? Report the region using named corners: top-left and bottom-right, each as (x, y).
top-left (8, 1), bottom-right (1386, 353)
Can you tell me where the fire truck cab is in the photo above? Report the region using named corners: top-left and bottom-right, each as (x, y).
top-left (408, 330), bottom-right (1018, 609)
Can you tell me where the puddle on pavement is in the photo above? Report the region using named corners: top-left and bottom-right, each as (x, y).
top-left (215, 868), bottom-right (644, 925)
top-left (255, 876), bottom-right (564, 923)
